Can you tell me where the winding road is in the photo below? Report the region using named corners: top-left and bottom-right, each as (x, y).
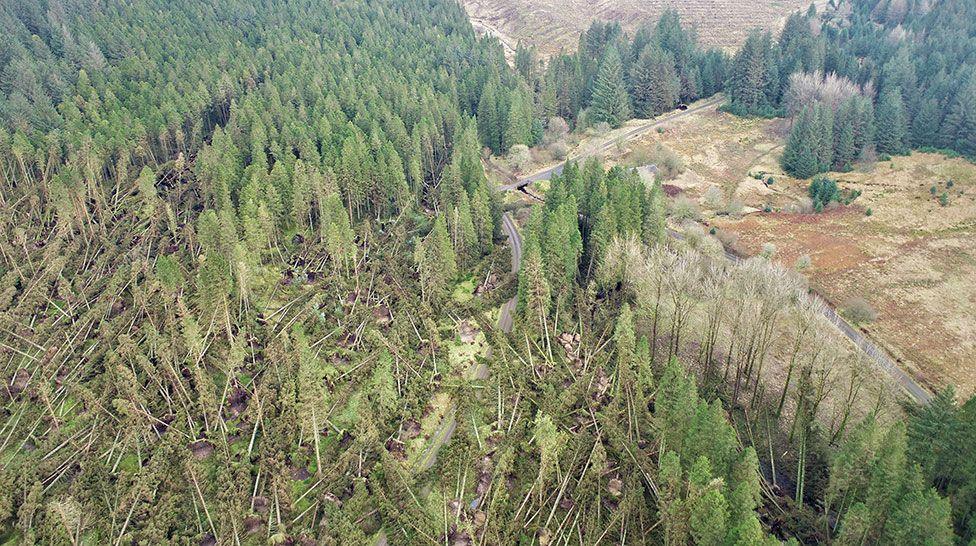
top-left (668, 231), bottom-right (932, 404)
top-left (497, 97), bottom-right (931, 404)
top-left (377, 97), bottom-right (931, 544)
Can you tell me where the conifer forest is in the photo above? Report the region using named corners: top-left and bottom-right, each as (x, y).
top-left (0, 0), bottom-right (974, 544)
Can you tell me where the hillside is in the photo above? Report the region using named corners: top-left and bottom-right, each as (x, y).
top-left (1, 0), bottom-right (974, 544)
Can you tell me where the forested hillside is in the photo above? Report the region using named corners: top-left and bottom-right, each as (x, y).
top-left (0, 0), bottom-right (973, 545)
top-left (720, 0), bottom-right (976, 177)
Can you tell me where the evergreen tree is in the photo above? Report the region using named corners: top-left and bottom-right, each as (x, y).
top-left (516, 235), bottom-right (552, 338)
top-left (781, 106), bottom-right (820, 178)
top-left (876, 88), bottom-right (909, 155)
top-left (503, 87), bottom-right (533, 152)
top-left (477, 79), bottom-right (502, 153)
top-left (941, 80), bottom-right (976, 157)
top-left (630, 44), bottom-right (680, 117)
top-left (911, 97), bottom-right (943, 148)
top-left (415, 215), bottom-right (457, 304)
top-left (590, 46), bottom-right (631, 128)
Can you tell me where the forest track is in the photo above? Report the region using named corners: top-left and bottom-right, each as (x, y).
top-left (496, 212), bottom-right (521, 334)
top-left (498, 96), bottom-right (724, 192)
top-left (409, 215), bottom-right (521, 476)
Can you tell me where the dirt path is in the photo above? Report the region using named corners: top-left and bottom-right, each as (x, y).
top-left (499, 96), bottom-right (724, 192)
top-left (410, 213), bottom-right (522, 477)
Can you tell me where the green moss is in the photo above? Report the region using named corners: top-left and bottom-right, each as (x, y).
top-left (451, 276), bottom-right (476, 304)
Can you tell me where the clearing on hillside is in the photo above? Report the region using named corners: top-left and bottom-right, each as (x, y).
top-left (462, 0), bottom-right (818, 56)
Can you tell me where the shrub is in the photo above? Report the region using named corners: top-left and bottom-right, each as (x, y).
top-left (544, 117), bottom-right (569, 144)
top-left (842, 297), bottom-right (877, 324)
top-left (682, 222), bottom-right (723, 256)
top-left (939, 192), bottom-right (949, 206)
top-left (946, 179), bottom-right (954, 188)
top-left (630, 142), bottom-right (684, 180)
top-left (670, 196), bottom-right (700, 221)
top-left (760, 242), bottom-right (777, 259)
top-left (795, 254), bottom-right (812, 271)
top-left (808, 176), bottom-right (839, 212)
top-left (702, 186), bottom-right (725, 209)
top-left (724, 199), bottom-right (744, 216)
top-left (766, 176), bottom-right (775, 186)
top-left (865, 208), bottom-right (873, 216)
top-left (715, 229), bottom-right (739, 251)
top-left (930, 185), bottom-right (938, 195)
top-left (548, 141), bottom-right (569, 160)
top-left (508, 144), bottom-right (531, 171)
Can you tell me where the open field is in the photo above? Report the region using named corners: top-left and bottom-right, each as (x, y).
top-left (611, 105), bottom-right (976, 396)
top-left (462, 0), bottom-right (816, 57)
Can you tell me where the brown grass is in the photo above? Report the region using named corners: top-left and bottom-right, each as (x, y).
top-left (617, 105), bottom-right (976, 396)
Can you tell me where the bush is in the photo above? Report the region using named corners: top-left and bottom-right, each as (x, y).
top-left (865, 208), bottom-right (873, 216)
top-left (760, 242), bottom-right (777, 259)
top-left (842, 297), bottom-right (877, 324)
top-left (630, 143), bottom-right (684, 180)
top-left (808, 176), bottom-right (839, 212)
top-left (670, 196), bottom-right (700, 221)
top-left (724, 199), bottom-right (744, 217)
top-left (939, 192), bottom-right (949, 206)
top-left (548, 141), bottom-right (569, 160)
top-left (544, 117), bottom-right (569, 144)
top-left (508, 144), bottom-right (531, 172)
top-left (715, 229), bottom-right (739, 250)
top-left (681, 222), bottom-right (723, 256)
top-left (592, 121), bottom-right (611, 135)
top-left (702, 186), bottom-right (725, 209)
top-left (795, 254), bottom-right (812, 271)
top-left (766, 176), bottom-right (775, 186)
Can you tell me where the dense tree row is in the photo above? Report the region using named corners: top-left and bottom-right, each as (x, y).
top-left (724, 0), bottom-right (976, 177)
top-left (526, 11), bottom-right (727, 131)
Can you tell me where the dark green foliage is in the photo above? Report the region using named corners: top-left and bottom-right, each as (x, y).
top-left (541, 12), bottom-right (723, 127)
top-left (589, 46), bottom-right (631, 127)
top-left (876, 88), bottom-right (909, 155)
top-left (781, 106), bottom-right (821, 179)
top-left (725, 30), bottom-right (782, 116)
top-left (723, 0), bottom-right (976, 160)
top-left (808, 176), bottom-right (839, 212)
top-left (630, 43), bottom-right (680, 117)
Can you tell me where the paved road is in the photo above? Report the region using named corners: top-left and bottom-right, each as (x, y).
top-left (498, 96), bottom-right (723, 192)
top-left (667, 230), bottom-right (932, 404)
top-left (409, 213), bottom-right (522, 475)
top-left (496, 212), bottom-right (521, 334)
top-left (379, 96), bottom-right (930, 543)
